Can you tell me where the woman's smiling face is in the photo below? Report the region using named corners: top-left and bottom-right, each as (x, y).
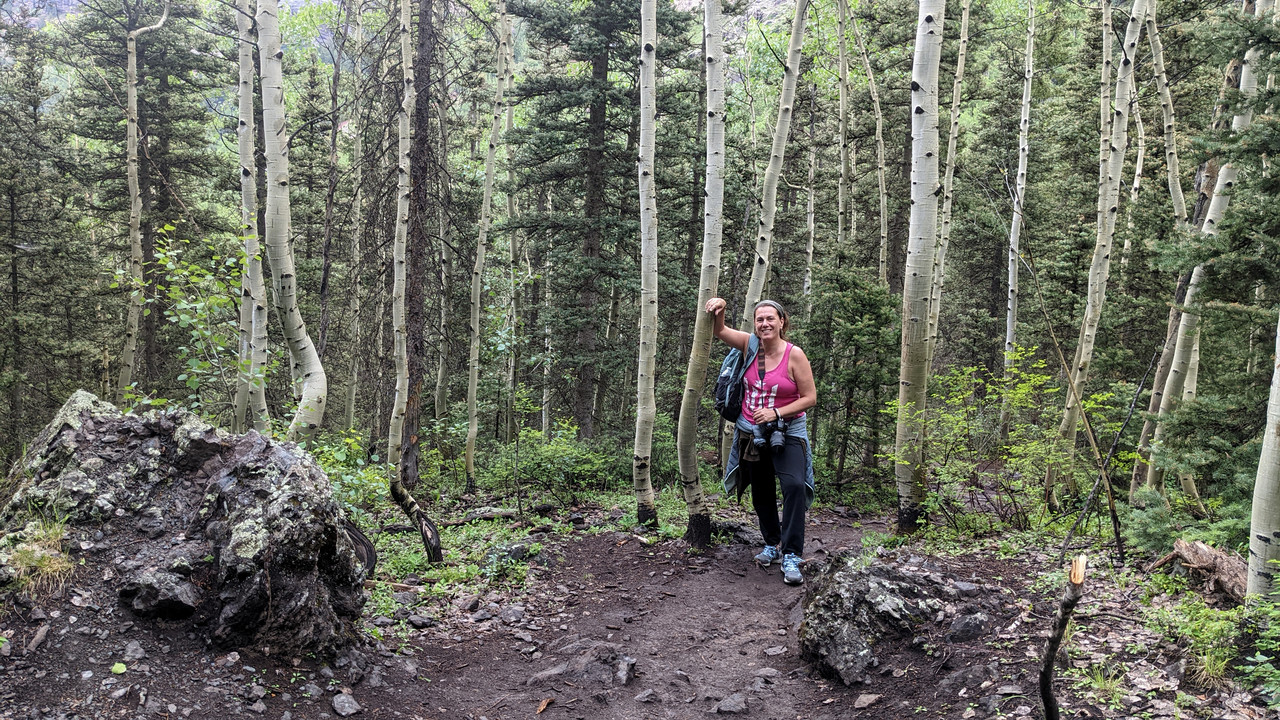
top-left (754, 305), bottom-right (782, 339)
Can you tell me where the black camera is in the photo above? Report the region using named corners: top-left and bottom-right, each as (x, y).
top-left (752, 416), bottom-right (788, 450)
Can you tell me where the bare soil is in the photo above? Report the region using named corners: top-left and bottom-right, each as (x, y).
top-left (0, 506), bottom-right (1271, 720)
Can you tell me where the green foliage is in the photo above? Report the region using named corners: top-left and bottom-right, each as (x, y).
top-left (1142, 587), bottom-right (1243, 690)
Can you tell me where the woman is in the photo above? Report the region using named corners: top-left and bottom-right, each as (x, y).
top-left (705, 297), bottom-right (817, 585)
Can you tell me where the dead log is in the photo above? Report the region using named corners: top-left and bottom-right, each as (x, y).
top-left (1040, 555), bottom-right (1087, 720)
top-left (1147, 538), bottom-right (1246, 603)
top-left (440, 507), bottom-right (519, 527)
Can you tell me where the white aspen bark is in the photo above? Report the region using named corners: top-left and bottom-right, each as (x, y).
top-left (894, 0), bottom-right (945, 534)
top-left (387, 0), bottom-right (414, 471)
top-left (435, 101), bottom-right (454, 421)
top-left (1119, 91), bottom-right (1145, 282)
top-left (1147, 0), bottom-right (1187, 226)
top-left (466, 8), bottom-right (509, 491)
top-left (1049, 0), bottom-right (1147, 497)
top-left (852, 17), bottom-right (888, 286)
top-left (675, 0), bottom-right (724, 545)
top-left (116, 2), bottom-right (169, 406)
top-left (259, 0), bottom-right (327, 441)
top-left (503, 10), bottom-right (519, 444)
top-left (1249, 308), bottom-right (1280, 596)
top-left (633, 0), bottom-right (659, 527)
top-left (542, 249), bottom-right (552, 441)
top-left (1004, 0), bottom-right (1034, 395)
top-left (1146, 263), bottom-right (1207, 516)
top-left (836, 0), bottom-right (850, 252)
top-left (344, 9), bottom-right (365, 433)
top-left (741, 0), bottom-right (809, 322)
top-left (803, 113), bottom-right (816, 318)
top-left (925, 0), bottom-right (971, 372)
top-left (233, 0), bottom-right (268, 434)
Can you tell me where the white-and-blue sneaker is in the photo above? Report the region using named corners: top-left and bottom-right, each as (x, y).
top-left (781, 554), bottom-right (804, 585)
top-left (754, 544), bottom-right (781, 566)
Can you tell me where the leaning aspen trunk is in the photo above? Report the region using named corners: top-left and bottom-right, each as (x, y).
top-left (435, 103), bottom-right (454, 421)
top-left (1130, 272), bottom-right (1187, 497)
top-left (1248, 308), bottom-right (1280, 597)
top-left (466, 5), bottom-right (509, 494)
top-left (387, 0), bottom-right (415, 475)
top-left (894, 1), bottom-right (945, 534)
top-left (675, 0), bottom-right (725, 550)
top-left (1173, 326), bottom-right (1203, 504)
top-left (1147, 0), bottom-right (1188, 227)
top-left (116, 3), bottom-right (169, 405)
top-left (852, 17), bottom-right (888, 286)
top-left (1145, 264), bottom-right (1207, 516)
top-left (925, 0), bottom-right (970, 372)
top-left (1119, 89), bottom-right (1145, 284)
top-left (233, 0), bottom-right (268, 434)
top-left (740, 0), bottom-right (809, 323)
top-left (1047, 0), bottom-right (1148, 501)
top-left (1002, 0), bottom-right (1034, 432)
top-left (258, 0), bottom-right (327, 442)
top-left (632, 0), bottom-right (659, 528)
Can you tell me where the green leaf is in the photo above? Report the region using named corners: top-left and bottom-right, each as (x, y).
top-left (111, 663), bottom-right (126, 674)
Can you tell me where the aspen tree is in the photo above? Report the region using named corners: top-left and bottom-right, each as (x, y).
top-left (233, 0), bottom-right (268, 434)
top-left (344, 6), bottom-right (366, 433)
top-left (1131, 0), bottom-right (1189, 494)
top-left (633, 0), bottom-right (659, 527)
top-left (466, 0), bottom-right (509, 493)
top-left (926, 0), bottom-right (970, 373)
top-left (803, 96), bottom-right (816, 318)
top-left (740, 0), bottom-right (809, 323)
top-left (116, 1), bottom-right (168, 405)
top-left (675, 0), bottom-right (725, 549)
top-left (1249, 307), bottom-right (1280, 596)
top-left (895, 0), bottom-right (945, 533)
top-left (258, 0), bottom-right (327, 441)
top-left (387, 0), bottom-right (414, 473)
top-left (1119, 86), bottom-right (1145, 282)
top-left (1048, 0), bottom-right (1148, 500)
top-left (1148, 0), bottom-right (1271, 507)
top-left (503, 10), bottom-right (519, 444)
top-left (1004, 0), bottom-right (1034, 419)
top-left (836, 0), bottom-right (850, 252)
top-left (852, 16), bottom-right (887, 286)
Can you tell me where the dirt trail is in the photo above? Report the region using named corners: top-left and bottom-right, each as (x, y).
top-left (406, 510), bottom-right (881, 720)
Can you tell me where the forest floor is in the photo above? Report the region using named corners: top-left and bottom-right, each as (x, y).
top-left (0, 502), bottom-right (1273, 720)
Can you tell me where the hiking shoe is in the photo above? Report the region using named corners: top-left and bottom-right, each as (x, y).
top-left (754, 545), bottom-right (781, 566)
top-left (781, 554), bottom-right (804, 585)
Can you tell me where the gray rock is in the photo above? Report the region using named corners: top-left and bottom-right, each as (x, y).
top-left (634, 689), bottom-right (657, 703)
top-left (406, 615), bottom-right (434, 629)
top-left (122, 641), bottom-right (146, 662)
top-left (331, 693), bottom-right (360, 717)
top-left (0, 393), bottom-right (369, 658)
top-left (470, 610), bottom-right (493, 622)
top-left (799, 557), bottom-right (948, 685)
top-left (499, 604), bottom-right (525, 624)
top-left (248, 700), bottom-right (266, 714)
top-left (301, 683), bottom-right (324, 698)
top-left (952, 581), bottom-right (980, 596)
top-left (948, 613), bottom-right (993, 642)
top-left (853, 694), bottom-right (880, 709)
top-left (714, 693), bottom-right (749, 714)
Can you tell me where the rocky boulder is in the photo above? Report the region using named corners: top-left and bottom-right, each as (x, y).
top-left (0, 391), bottom-right (368, 658)
top-left (799, 552), bottom-right (1007, 685)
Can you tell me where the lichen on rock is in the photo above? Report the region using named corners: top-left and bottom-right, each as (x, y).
top-left (0, 391), bottom-right (369, 658)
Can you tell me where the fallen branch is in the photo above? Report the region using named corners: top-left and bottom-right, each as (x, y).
top-left (440, 507), bottom-right (520, 527)
top-left (1040, 555), bottom-right (1087, 720)
top-left (1146, 538), bottom-right (1246, 603)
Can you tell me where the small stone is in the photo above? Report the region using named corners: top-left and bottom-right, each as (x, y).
top-left (370, 616), bottom-right (394, 627)
top-left (635, 689), bottom-right (657, 703)
top-left (996, 684), bottom-right (1025, 695)
top-left (763, 646), bottom-right (786, 656)
top-left (854, 694), bottom-right (880, 709)
top-left (301, 683), bottom-right (324, 698)
top-left (249, 685), bottom-right (268, 700)
top-left (714, 693), bottom-right (748, 714)
top-left (123, 641), bottom-right (146, 662)
top-left (406, 615), bottom-right (434, 629)
top-left (80, 670), bottom-right (93, 680)
top-left (754, 667), bottom-right (780, 679)
top-left (248, 700), bottom-right (266, 714)
top-left (953, 581), bottom-right (980, 596)
top-left (470, 610), bottom-right (493, 622)
top-left (331, 693), bottom-right (361, 717)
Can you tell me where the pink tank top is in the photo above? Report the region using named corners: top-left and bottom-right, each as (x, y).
top-left (741, 343), bottom-right (803, 424)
